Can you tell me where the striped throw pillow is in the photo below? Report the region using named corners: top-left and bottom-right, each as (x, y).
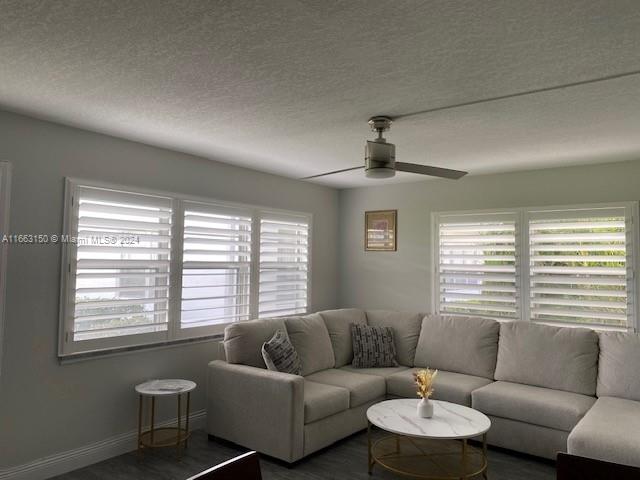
top-left (261, 329), bottom-right (302, 375)
top-left (351, 323), bottom-right (398, 368)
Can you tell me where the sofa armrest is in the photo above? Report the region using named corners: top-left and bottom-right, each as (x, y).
top-left (206, 360), bottom-right (305, 462)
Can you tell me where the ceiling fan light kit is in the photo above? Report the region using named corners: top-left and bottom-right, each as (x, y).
top-left (302, 115), bottom-right (468, 181)
top-left (365, 116), bottom-right (396, 179)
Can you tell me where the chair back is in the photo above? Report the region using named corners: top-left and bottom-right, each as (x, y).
top-left (186, 451), bottom-right (261, 480)
top-left (557, 453), bottom-right (640, 480)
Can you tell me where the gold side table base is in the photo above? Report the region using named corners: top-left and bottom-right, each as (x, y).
top-left (137, 391), bottom-right (191, 460)
top-left (368, 423), bottom-right (488, 479)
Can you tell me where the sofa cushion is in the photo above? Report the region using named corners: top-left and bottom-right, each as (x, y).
top-left (285, 313), bottom-right (335, 376)
top-left (305, 369), bottom-right (386, 408)
top-left (365, 310), bottom-right (423, 366)
top-left (472, 381), bottom-right (595, 432)
top-left (597, 331), bottom-right (640, 402)
top-left (340, 365), bottom-right (409, 378)
top-left (261, 329), bottom-right (302, 375)
top-left (318, 308), bottom-right (367, 367)
top-left (224, 318), bottom-right (287, 369)
top-left (386, 369), bottom-right (492, 407)
top-left (568, 396), bottom-right (640, 468)
top-left (351, 323), bottom-right (398, 368)
top-left (303, 380), bottom-right (350, 424)
top-left (494, 322), bottom-right (599, 396)
top-left (414, 315), bottom-right (499, 379)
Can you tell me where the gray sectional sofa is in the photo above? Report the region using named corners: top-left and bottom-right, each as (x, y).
top-left (206, 309), bottom-right (640, 467)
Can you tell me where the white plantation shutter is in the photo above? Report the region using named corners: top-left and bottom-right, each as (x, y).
top-left (259, 213), bottom-right (310, 318)
top-left (61, 179), bottom-right (315, 356)
top-left (435, 212), bottom-right (519, 320)
top-left (527, 207), bottom-right (633, 328)
top-left (180, 202), bottom-right (252, 330)
top-left (71, 186), bottom-right (172, 343)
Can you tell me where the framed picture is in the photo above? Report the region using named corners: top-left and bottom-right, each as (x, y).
top-left (365, 210), bottom-right (397, 251)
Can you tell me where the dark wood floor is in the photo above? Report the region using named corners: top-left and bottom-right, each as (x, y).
top-left (52, 429), bottom-right (556, 480)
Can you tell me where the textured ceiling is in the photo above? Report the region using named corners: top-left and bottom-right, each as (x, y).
top-left (1, 1), bottom-right (640, 188)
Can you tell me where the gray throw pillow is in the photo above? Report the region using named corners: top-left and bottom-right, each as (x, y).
top-left (261, 329), bottom-right (302, 375)
top-left (351, 323), bottom-right (398, 368)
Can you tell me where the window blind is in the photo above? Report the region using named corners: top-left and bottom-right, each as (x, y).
top-left (181, 202), bottom-right (252, 329)
top-left (259, 214), bottom-right (310, 318)
top-left (436, 212), bottom-right (519, 320)
top-left (73, 186), bottom-right (172, 341)
top-left (528, 208), bottom-right (630, 328)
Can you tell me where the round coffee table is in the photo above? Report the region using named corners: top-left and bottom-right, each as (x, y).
top-left (366, 399), bottom-right (491, 479)
top-left (135, 379), bottom-right (196, 459)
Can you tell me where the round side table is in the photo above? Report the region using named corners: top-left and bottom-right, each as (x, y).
top-left (135, 379), bottom-right (196, 459)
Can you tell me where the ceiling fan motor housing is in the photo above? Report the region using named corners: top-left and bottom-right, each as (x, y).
top-left (365, 140), bottom-right (396, 178)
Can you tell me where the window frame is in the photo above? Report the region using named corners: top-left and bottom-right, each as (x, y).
top-left (59, 178), bottom-right (313, 357)
top-left (432, 202), bottom-right (638, 332)
top-left (0, 162), bottom-right (11, 375)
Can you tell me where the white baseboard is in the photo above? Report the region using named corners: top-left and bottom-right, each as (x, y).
top-left (0, 410), bottom-right (207, 480)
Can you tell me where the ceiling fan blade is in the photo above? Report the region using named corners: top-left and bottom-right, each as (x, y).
top-left (300, 165), bottom-right (365, 180)
top-left (395, 162), bottom-right (467, 179)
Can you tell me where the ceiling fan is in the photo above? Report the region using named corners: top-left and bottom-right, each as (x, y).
top-left (302, 116), bottom-right (468, 180)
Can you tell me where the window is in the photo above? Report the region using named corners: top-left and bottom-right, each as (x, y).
top-left (60, 179), bottom-right (312, 356)
top-left (433, 203), bottom-right (637, 331)
top-left (0, 162), bottom-right (11, 375)
top-left (434, 211), bottom-right (520, 321)
top-left (258, 213), bottom-right (310, 318)
top-left (180, 202), bottom-right (252, 332)
top-left (527, 206), bottom-right (632, 329)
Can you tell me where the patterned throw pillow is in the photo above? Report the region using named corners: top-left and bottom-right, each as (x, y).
top-left (261, 329), bottom-right (302, 375)
top-left (351, 323), bottom-right (398, 368)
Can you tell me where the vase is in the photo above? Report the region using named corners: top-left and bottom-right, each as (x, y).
top-left (417, 398), bottom-right (433, 418)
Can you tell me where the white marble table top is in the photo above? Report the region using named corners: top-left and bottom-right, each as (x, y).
top-left (367, 399), bottom-right (491, 440)
top-left (135, 379), bottom-right (196, 396)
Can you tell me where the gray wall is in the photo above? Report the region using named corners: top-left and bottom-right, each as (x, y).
top-left (0, 110), bottom-right (339, 467)
top-left (339, 159), bottom-right (640, 311)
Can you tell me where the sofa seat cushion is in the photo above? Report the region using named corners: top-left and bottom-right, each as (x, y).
top-left (303, 380), bottom-right (350, 424)
top-left (306, 369), bottom-right (386, 408)
top-left (340, 365), bottom-right (409, 378)
top-left (386, 369), bottom-right (492, 406)
top-left (568, 396), bottom-right (640, 468)
top-left (472, 381), bottom-right (595, 432)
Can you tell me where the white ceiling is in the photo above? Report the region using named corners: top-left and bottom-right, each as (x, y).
top-left (1, 1), bottom-right (640, 188)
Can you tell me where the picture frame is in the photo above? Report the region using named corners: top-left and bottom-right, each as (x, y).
top-left (365, 210), bottom-right (397, 251)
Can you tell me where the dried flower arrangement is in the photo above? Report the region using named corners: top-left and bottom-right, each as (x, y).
top-left (414, 368), bottom-right (438, 399)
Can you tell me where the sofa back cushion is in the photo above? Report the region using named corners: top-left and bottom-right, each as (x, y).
top-left (495, 322), bottom-right (599, 395)
top-left (224, 318), bottom-right (287, 368)
top-left (414, 315), bottom-right (500, 379)
top-left (285, 313), bottom-right (335, 376)
top-left (365, 310), bottom-right (423, 366)
top-left (597, 331), bottom-right (640, 401)
top-left (318, 308), bottom-right (367, 367)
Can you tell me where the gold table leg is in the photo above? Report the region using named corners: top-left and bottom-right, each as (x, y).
top-left (482, 433), bottom-right (488, 479)
top-left (137, 394), bottom-right (143, 458)
top-left (368, 421), bottom-right (373, 475)
top-left (176, 393), bottom-right (182, 460)
top-left (185, 391), bottom-right (191, 449)
top-left (150, 396), bottom-right (156, 445)
top-left (461, 438), bottom-right (468, 480)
